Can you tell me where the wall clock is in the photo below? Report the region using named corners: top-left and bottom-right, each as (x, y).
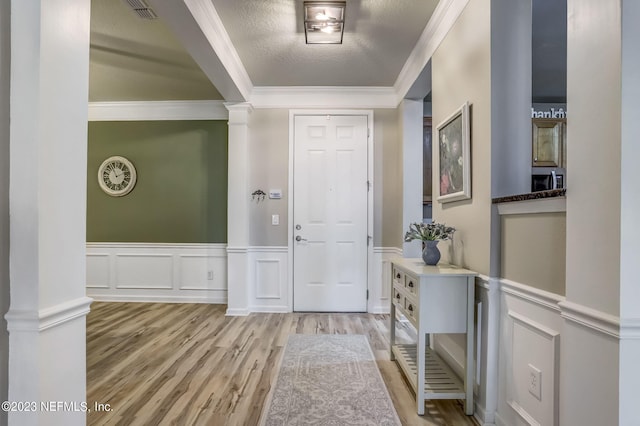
top-left (98, 156), bottom-right (137, 197)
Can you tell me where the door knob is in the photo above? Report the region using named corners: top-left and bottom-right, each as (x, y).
top-left (295, 235), bottom-right (307, 242)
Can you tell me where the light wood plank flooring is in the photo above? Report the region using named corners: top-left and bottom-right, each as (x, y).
top-left (87, 302), bottom-right (479, 426)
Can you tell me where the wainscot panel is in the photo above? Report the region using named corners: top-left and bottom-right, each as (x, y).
top-left (248, 247), bottom-right (289, 312)
top-left (86, 243), bottom-right (227, 303)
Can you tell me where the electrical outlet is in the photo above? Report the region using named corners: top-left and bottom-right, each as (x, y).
top-left (272, 214), bottom-right (279, 225)
top-left (207, 270), bottom-right (214, 280)
top-left (528, 363), bottom-right (542, 400)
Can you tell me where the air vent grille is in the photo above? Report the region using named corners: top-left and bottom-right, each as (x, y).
top-left (123, 0), bottom-right (158, 20)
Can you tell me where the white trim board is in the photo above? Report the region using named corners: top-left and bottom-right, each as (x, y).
top-left (5, 297), bottom-right (93, 332)
top-left (250, 87), bottom-right (397, 109)
top-left (88, 100), bottom-right (228, 121)
top-left (558, 300), bottom-right (620, 338)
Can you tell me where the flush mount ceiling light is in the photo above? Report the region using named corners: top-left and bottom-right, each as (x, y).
top-left (304, 1), bottom-right (346, 44)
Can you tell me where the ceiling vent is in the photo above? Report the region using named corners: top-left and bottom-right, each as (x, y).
top-left (124, 0), bottom-right (158, 19)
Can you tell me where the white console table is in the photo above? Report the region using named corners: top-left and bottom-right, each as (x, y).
top-left (389, 258), bottom-right (477, 416)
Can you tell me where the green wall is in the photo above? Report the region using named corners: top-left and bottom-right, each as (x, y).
top-left (87, 121), bottom-right (228, 243)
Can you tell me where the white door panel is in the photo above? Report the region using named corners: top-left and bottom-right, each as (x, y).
top-left (293, 115), bottom-right (368, 312)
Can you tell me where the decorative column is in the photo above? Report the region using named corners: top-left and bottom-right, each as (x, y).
top-left (225, 103), bottom-right (252, 315)
top-left (5, 1), bottom-right (92, 425)
top-left (399, 99), bottom-right (423, 258)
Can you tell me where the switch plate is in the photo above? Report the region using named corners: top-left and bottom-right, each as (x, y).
top-left (272, 214), bottom-right (279, 225)
top-left (528, 363), bottom-right (542, 400)
top-left (207, 270), bottom-right (214, 280)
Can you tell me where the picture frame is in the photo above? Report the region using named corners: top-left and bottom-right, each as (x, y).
top-left (437, 102), bottom-right (471, 203)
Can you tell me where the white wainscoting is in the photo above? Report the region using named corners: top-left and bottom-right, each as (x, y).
top-left (86, 243), bottom-right (227, 303)
top-left (87, 244), bottom-right (404, 312)
top-left (248, 247), bottom-right (289, 313)
top-left (496, 279), bottom-right (564, 426)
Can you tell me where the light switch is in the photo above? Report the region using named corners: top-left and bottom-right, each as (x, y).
top-left (272, 214), bottom-right (279, 225)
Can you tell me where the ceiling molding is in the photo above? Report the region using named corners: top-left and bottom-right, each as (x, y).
top-left (183, 0), bottom-right (253, 99)
top-left (150, 0), bottom-right (253, 102)
top-left (88, 101), bottom-right (228, 121)
top-left (394, 0), bottom-right (470, 102)
top-left (250, 86), bottom-right (398, 109)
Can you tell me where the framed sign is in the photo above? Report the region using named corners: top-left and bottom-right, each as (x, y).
top-left (437, 102), bottom-right (471, 203)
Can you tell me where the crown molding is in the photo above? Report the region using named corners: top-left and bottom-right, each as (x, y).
top-left (88, 100), bottom-right (228, 121)
top-left (250, 86), bottom-right (398, 109)
top-left (394, 0), bottom-right (470, 102)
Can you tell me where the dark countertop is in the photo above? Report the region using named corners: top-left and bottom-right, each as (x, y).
top-left (492, 188), bottom-right (566, 204)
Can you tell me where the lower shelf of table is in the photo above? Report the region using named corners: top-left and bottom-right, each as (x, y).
top-left (391, 344), bottom-right (466, 400)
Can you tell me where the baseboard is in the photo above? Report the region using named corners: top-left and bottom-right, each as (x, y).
top-left (474, 402), bottom-right (496, 426)
top-left (248, 305), bottom-right (289, 313)
top-left (226, 308), bottom-right (250, 316)
top-left (90, 295), bottom-right (226, 304)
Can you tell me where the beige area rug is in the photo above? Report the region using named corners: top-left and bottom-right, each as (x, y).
top-left (260, 334), bottom-right (402, 426)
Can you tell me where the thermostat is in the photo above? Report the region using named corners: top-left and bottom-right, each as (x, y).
top-left (269, 189), bottom-right (283, 199)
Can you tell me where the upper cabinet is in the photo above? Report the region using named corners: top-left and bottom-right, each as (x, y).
top-left (532, 118), bottom-right (566, 168)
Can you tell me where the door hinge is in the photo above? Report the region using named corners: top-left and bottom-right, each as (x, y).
top-left (366, 289), bottom-right (369, 300)
top-left (367, 128), bottom-right (370, 138)
top-left (367, 235), bottom-right (372, 246)
top-left (367, 180), bottom-right (371, 191)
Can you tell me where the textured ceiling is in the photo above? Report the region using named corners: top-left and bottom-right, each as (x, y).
top-left (89, 0), bottom-right (567, 102)
top-left (89, 0), bottom-right (221, 101)
top-left (211, 0), bottom-right (439, 87)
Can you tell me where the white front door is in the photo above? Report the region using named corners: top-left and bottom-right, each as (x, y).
top-left (293, 115), bottom-right (369, 312)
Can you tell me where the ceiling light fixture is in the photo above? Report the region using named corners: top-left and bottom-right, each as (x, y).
top-left (304, 1), bottom-right (345, 44)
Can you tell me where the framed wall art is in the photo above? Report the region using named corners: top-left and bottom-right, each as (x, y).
top-left (437, 102), bottom-right (471, 203)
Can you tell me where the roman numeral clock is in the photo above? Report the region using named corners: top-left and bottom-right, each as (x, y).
top-left (98, 156), bottom-right (137, 197)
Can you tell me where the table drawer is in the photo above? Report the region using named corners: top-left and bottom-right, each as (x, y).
top-left (404, 297), bottom-right (419, 324)
top-left (393, 286), bottom-right (403, 308)
top-left (404, 274), bottom-right (418, 295)
top-left (392, 267), bottom-right (404, 286)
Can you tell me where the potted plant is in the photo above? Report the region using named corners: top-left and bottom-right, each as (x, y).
top-left (404, 222), bottom-right (456, 265)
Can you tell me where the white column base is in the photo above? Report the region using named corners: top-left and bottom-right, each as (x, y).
top-left (226, 248), bottom-right (249, 316)
top-left (5, 297), bottom-right (92, 426)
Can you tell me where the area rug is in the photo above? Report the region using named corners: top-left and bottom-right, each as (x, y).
top-left (260, 334), bottom-right (402, 426)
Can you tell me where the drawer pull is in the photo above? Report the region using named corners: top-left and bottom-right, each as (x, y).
top-left (408, 304), bottom-right (413, 312)
top-left (408, 281), bottom-right (414, 288)
top-left (396, 293), bottom-right (401, 299)
top-left (396, 273), bottom-right (401, 279)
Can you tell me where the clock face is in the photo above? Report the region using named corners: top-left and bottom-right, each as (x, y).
top-left (98, 156), bottom-right (137, 197)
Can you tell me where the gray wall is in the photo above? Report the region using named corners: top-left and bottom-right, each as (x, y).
top-left (249, 109), bottom-right (290, 246)
top-left (375, 109), bottom-right (402, 247)
top-left (0, 0), bottom-right (10, 423)
top-left (248, 108), bottom-right (402, 248)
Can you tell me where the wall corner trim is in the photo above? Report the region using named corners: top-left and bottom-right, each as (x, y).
top-left (5, 297), bottom-right (93, 332)
top-left (558, 300), bottom-right (620, 338)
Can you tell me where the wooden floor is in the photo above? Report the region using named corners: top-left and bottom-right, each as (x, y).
top-left (87, 302), bottom-right (480, 426)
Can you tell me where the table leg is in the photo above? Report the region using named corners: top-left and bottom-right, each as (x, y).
top-left (417, 328), bottom-right (426, 415)
top-left (465, 276), bottom-right (475, 415)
